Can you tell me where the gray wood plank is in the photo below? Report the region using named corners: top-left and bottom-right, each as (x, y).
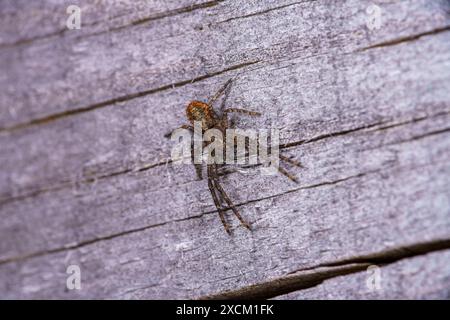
top-left (0, 0), bottom-right (450, 299)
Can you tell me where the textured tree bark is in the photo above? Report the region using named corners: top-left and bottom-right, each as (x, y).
top-left (0, 0), bottom-right (449, 299)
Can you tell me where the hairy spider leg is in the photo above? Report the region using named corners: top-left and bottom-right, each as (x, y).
top-left (192, 140), bottom-right (203, 180)
top-left (227, 129), bottom-right (302, 183)
top-left (208, 78), bottom-right (233, 106)
top-left (223, 105), bottom-right (302, 183)
top-left (207, 165), bottom-right (231, 234)
top-left (164, 124), bottom-right (193, 139)
top-left (277, 166), bottom-right (299, 183)
top-left (223, 108), bottom-right (262, 116)
top-left (167, 124), bottom-right (203, 180)
top-left (279, 154), bottom-right (303, 168)
top-left (210, 164), bottom-right (251, 230)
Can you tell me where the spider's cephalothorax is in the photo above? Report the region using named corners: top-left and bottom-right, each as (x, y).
top-left (186, 100), bottom-right (217, 130)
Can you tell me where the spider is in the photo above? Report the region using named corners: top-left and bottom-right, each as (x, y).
top-left (168, 79), bottom-right (302, 234)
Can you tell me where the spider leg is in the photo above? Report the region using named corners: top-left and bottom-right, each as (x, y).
top-left (216, 167), bottom-right (236, 176)
top-left (235, 134), bottom-right (301, 183)
top-left (278, 166), bottom-right (299, 183)
top-left (278, 155), bottom-right (301, 182)
top-left (208, 78), bottom-right (233, 105)
top-left (180, 124), bottom-right (194, 130)
top-left (170, 125), bottom-right (202, 180)
top-left (207, 165), bottom-right (231, 234)
top-left (191, 146), bottom-right (202, 180)
top-left (223, 108), bottom-right (261, 117)
top-left (164, 124), bottom-right (193, 138)
top-left (190, 138), bottom-right (203, 180)
top-left (211, 165), bottom-right (251, 230)
top-left (279, 154), bottom-right (303, 168)
top-left (219, 83), bottom-right (233, 114)
top-left (167, 124), bottom-right (203, 180)
top-left (194, 164), bottom-right (203, 180)
top-left (208, 179), bottom-right (231, 234)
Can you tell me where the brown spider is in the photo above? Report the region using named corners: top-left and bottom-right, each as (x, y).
top-left (169, 79), bottom-right (302, 234)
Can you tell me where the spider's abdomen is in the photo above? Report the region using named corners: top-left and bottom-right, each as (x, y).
top-left (186, 101), bottom-right (215, 129)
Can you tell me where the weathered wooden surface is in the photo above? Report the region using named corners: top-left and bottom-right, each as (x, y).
top-left (274, 249), bottom-right (450, 300)
top-left (0, 0), bottom-right (449, 299)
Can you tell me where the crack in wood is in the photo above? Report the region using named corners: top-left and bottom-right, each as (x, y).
top-left (381, 127), bottom-right (450, 148)
top-left (95, 0), bottom-right (225, 35)
top-left (0, 160), bottom-right (167, 207)
top-left (297, 239), bottom-right (450, 271)
top-left (216, 0), bottom-right (316, 24)
top-left (0, 0), bottom-right (225, 50)
top-left (365, 110), bottom-right (450, 133)
top-left (279, 120), bottom-right (389, 149)
top-left (200, 238), bottom-right (450, 299)
top-left (282, 110), bottom-right (450, 149)
top-left (360, 25), bottom-right (450, 51)
top-left (0, 219), bottom-right (168, 267)
top-left (0, 60), bottom-right (259, 133)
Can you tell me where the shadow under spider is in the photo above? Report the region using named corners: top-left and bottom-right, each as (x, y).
top-left (166, 78), bottom-right (303, 235)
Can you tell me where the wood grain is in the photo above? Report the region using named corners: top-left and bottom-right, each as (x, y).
top-left (0, 0), bottom-right (449, 299)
